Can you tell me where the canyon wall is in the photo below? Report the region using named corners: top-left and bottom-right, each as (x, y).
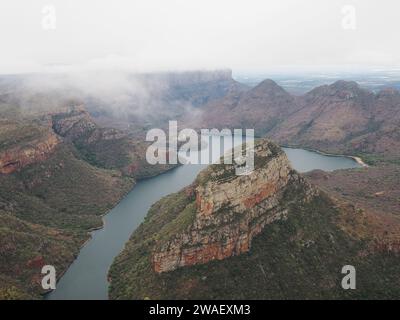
top-left (152, 139), bottom-right (317, 273)
top-left (0, 131), bottom-right (60, 174)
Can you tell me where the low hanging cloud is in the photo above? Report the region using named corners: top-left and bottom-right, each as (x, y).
top-left (0, 64), bottom-right (228, 126)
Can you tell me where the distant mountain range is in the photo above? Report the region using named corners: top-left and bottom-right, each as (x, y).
top-left (192, 78), bottom-right (400, 162)
top-left (235, 70), bottom-right (400, 94)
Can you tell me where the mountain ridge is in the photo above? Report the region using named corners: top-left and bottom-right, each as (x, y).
top-left (192, 78), bottom-right (400, 162)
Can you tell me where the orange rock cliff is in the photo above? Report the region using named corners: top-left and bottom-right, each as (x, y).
top-left (0, 131), bottom-right (60, 174)
top-left (152, 139), bottom-right (317, 273)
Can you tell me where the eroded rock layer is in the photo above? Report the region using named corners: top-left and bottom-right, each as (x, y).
top-left (0, 127), bottom-right (60, 174)
top-left (152, 139), bottom-right (317, 273)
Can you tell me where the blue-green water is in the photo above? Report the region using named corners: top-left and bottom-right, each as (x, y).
top-left (46, 145), bottom-right (361, 300)
top-left (282, 147), bottom-right (361, 172)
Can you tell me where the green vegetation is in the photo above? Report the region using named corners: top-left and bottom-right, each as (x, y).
top-left (0, 121), bottom-right (135, 298)
top-left (0, 105), bottom-right (178, 298)
top-left (0, 213), bottom-right (85, 299)
top-left (51, 109), bottom-right (175, 179)
top-left (142, 188), bottom-right (196, 242)
top-left (0, 143), bottom-right (134, 231)
top-left (109, 178), bottom-right (400, 299)
top-left (355, 152), bottom-right (400, 166)
top-left (73, 132), bottom-right (132, 170)
top-left (0, 120), bottom-right (46, 151)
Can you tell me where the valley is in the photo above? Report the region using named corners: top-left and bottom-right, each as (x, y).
top-left (46, 134), bottom-right (360, 299)
top-left (109, 139), bottom-right (400, 299)
top-left (0, 70), bottom-right (399, 299)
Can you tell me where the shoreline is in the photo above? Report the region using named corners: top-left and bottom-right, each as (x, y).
top-left (42, 180), bottom-right (136, 299)
top-left (280, 144), bottom-right (369, 168)
top-left (43, 165), bottom-right (181, 299)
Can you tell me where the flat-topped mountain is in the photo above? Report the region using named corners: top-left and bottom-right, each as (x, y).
top-left (151, 140), bottom-right (313, 273)
top-left (109, 139), bottom-right (400, 299)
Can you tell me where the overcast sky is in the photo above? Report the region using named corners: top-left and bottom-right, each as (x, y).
top-left (0, 0), bottom-right (399, 74)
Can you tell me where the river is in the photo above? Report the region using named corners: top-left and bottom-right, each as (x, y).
top-left (46, 141), bottom-right (361, 300)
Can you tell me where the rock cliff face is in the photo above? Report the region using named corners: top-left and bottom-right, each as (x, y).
top-left (152, 139), bottom-right (317, 273)
top-left (0, 115), bottom-right (136, 299)
top-left (50, 106), bottom-right (176, 179)
top-left (0, 129), bottom-right (60, 174)
top-left (51, 105), bottom-right (97, 140)
top-left (109, 137), bottom-right (400, 300)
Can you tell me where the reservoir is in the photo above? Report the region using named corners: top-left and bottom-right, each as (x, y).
top-left (46, 142), bottom-right (362, 300)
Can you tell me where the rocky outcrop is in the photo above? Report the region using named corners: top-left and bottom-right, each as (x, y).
top-left (49, 105), bottom-right (176, 179)
top-left (0, 132), bottom-right (60, 174)
top-left (152, 139), bottom-right (317, 273)
top-left (51, 106), bottom-right (128, 144)
top-left (51, 105), bottom-right (97, 140)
